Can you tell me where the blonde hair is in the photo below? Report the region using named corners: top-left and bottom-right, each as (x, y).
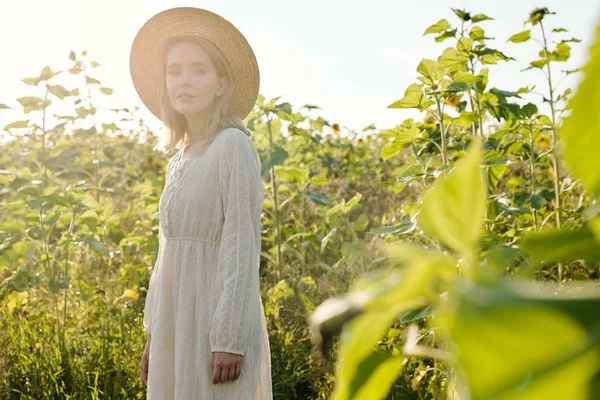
top-left (154, 34), bottom-right (251, 153)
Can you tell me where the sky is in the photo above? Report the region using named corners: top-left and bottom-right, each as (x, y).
top-left (1, 0), bottom-right (599, 143)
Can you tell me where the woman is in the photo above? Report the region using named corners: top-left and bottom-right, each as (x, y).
top-left (129, 7), bottom-right (272, 399)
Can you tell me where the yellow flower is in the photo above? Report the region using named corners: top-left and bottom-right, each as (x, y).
top-left (332, 123), bottom-right (340, 135)
top-left (536, 133), bottom-right (550, 149)
top-left (423, 114), bottom-right (436, 127)
top-left (358, 138), bottom-right (364, 145)
top-left (445, 94), bottom-right (461, 107)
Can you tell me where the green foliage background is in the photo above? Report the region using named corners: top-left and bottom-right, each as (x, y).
top-left (1, 7), bottom-right (599, 400)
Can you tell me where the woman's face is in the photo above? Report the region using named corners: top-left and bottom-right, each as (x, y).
top-left (165, 41), bottom-right (226, 117)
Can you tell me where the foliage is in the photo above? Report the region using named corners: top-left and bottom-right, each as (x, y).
top-left (1, 8), bottom-right (599, 400)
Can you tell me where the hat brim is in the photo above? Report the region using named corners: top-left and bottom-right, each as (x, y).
top-left (129, 7), bottom-right (260, 122)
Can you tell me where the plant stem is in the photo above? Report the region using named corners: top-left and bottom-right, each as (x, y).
top-left (540, 19), bottom-right (564, 280)
top-left (266, 116), bottom-right (283, 280)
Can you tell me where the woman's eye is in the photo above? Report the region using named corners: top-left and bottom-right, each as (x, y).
top-left (194, 70), bottom-right (205, 75)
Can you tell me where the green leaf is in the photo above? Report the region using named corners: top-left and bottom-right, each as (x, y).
top-left (22, 76), bottom-right (42, 86)
top-left (122, 288), bottom-right (139, 300)
top-left (550, 42), bottom-right (571, 62)
top-left (0, 220), bottom-right (26, 232)
top-left (562, 20), bottom-right (600, 197)
top-left (397, 304), bottom-right (435, 324)
top-left (79, 210), bottom-right (99, 232)
top-left (312, 243), bottom-right (452, 400)
top-left (49, 278), bottom-right (70, 294)
top-left (387, 83), bottom-right (435, 111)
top-left (309, 173), bottom-right (329, 186)
top-left (345, 192), bottom-right (362, 210)
top-left (523, 59), bottom-right (549, 71)
top-left (450, 111), bottom-right (479, 128)
top-left (39, 66), bottom-right (59, 81)
top-left (380, 120), bottom-right (420, 160)
top-left (48, 84), bottom-right (78, 100)
top-left (508, 30), bottom-right (531, 43)
top-left (341, 240), bottom-right (366, 261)
top-left (481, 53), bottom-right (498, 64)
top-left (438, 279), bottom-right (600, 400)
top-left (346, 352), bottom-right (404, 400)
top-left (470, 26), bottom-right (486, 41)
top-left (302, 190), bottom-right (333, 205)
top-left (520, 102), bottom-right (538, 118)
top-left (471, 14), bottom-right (493, 23)
top-left (514, 192), bottom-right (545, 210)
top-left (17, 96), bottom-right (51, 113)
top-left (261, 145), bottom-right (288, 176)
top-left (444, 81), bottom-right (469, 92)
top-left (275, 165), bottom-right (309, 185)
top-left (435, 29), bottom-right (457, 43)
top-left (370, 221), bottom-right (416, 235)
top-left (521, 222), bottom-right (600, 266)
top-left (417, 139), bottom-right (484, 268)
top-left (423, 19), bottom-right (451, 35)
top-left (4, 119), bottom-right (29, 131)
top-left (352, 214), bottom-right (369, 232)
top-left (438, 48), bottom-right (462, 73)
top-left (416, 59), bottom-right (446, 85)
top-left (457, 37), bottom-right (474, 52)
top-left (454, 71), bottom-right (481, 84)
top-left (76, 106), bottom-right (95, 118)
top-left (86, 76), bottom-right (101, 85)
top-left (321, 228), bottom-right (336, 254)
top-left (536, 115), bottom-right (553, 126)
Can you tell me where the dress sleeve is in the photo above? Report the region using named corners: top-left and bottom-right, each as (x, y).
top-left (143, 258), bottom-right (157, 335)
top-left (209, 129), bottom-right (264, 356)
top-left (143, 157), bottom-right (173, 335)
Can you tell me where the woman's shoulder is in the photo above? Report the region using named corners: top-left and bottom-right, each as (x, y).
top-left (218, 127), bottom-right (259, 165)
top-left (168, 148), bottom-right (182, 165)
top-left (218, 127), bottom-right (254, 150)
top-left (220, 127), bottom-right (249, 140)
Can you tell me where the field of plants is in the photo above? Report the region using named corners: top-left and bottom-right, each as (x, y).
top-left (1, 7), bottom-right (600, 400)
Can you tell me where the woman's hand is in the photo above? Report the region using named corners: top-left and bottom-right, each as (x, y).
top-left (211, 351), bottom-right (243, 384)
top-left (140, 336), bottom-right (151, 386)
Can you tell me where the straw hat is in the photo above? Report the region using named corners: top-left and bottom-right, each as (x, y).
top-left (129, 7), bottom-right (260, 122)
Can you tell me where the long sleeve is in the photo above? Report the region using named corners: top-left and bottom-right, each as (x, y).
top-left (143, 157), bottom-right (173, 335)
top-left (143, 226), bottom-right (165, 334)
top-left (143, 263), bottom-right (157, 334)
top-left (209, 129), bottom-right (264, 356)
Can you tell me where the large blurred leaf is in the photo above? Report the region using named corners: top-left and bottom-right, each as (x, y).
top-left (521, 221), bottom-right (600, 266)
top-left (562, 20), bottom-right (600, 197)
top-left (438, 279), bottom-right (600, 400)
top-left (346, 351), bottom-right (404, 400)
top-left (417, 139), bottom-right (485, 269)
top-left (309, 243), bottom-right (453, 400)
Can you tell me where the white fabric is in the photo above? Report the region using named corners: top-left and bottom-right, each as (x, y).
top-left (143, 127), bottom-right (272, 399)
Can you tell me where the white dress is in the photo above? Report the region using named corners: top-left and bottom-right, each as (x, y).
top-left (143, 127), bottom-right (273, 399)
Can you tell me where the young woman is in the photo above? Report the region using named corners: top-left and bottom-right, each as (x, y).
top-left (129, 7), bottom-right (272, 399)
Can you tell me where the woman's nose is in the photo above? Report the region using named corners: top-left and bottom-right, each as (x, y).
top-left (177, 70), bottom-right (194, 85)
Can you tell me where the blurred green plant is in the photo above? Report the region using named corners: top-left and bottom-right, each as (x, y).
top-left (309, 8), bottom-right (600, 400)
top-left (0, 7), bottom-right (598, 400)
